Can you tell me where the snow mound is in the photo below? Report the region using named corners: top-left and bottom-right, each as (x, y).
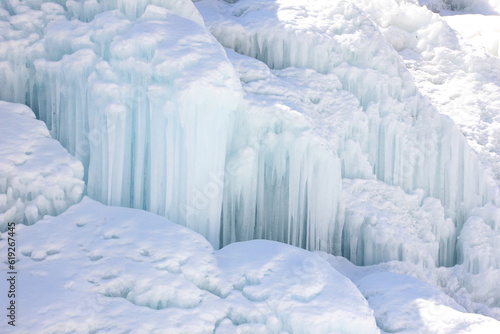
top-left (357, 272), bottom-right (500, 334)
top-left (217, 240), bottom-right (379, 333)
top-left (0, 197), bottom-right (380, 333)
top-left (319, 253), bottom-right (500, 332)
top-left (0, 101), bottom-right (83, 231)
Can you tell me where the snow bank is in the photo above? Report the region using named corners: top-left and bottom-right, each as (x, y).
top-left (356, 272), bottom-right (500, 333)
top-left (319, 252), bottom-right (500, 331)
top-left (350, 0), bottom-right (500, 188)
top-left (0, 197), bottom-right (380, 333)
top-left (217, 240), bottom-right (379, 333)
top-left (0, 101), bottom-right (83, 231)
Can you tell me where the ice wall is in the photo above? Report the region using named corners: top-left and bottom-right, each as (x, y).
top-left (351, 0), bottom-right (500, 188)
top-left (197, 0), bottom-right (495, 230)
top-left (0, 101), bottom-right (84, 230)
top-left (221, 50), bottom-right (347, 252)
top-left (0, 0), bottom-right (242, 247)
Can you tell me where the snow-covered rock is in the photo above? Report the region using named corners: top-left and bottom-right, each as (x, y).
top-left (0, 101), bottom-right (84, 231)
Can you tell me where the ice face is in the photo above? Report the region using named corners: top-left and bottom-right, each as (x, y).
top-left (0, 101), bottom-right (84, 231)
top-left (351, 0), bottom-right (500, 188)
top-left (0, 0), bottom-right (243, 247)
top-left (342, 179), bottom-right (456, 267)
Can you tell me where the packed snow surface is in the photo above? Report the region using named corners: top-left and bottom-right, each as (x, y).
top-left (0, 101), bottom-right (83, 231)
top-left (0, 197), bottom-right (382, 334)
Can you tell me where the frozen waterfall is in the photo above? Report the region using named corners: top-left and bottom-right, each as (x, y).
top-left (0, 0), bottom-right (497, 271)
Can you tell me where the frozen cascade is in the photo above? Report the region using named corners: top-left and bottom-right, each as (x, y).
top-left (0, 0), bottom-right (242, 247)
top-left (223, 48), bottom-right (458, 267)
top-left (349, 0), bottom-right (500, 186)
top-left (0, 0), bottom-right (497, 270)
top-left (197, 0), bottom-right (495, 230)
top-left (221, 49), bottom-right (346, 252)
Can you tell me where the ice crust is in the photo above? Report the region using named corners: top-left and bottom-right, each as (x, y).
top-left (0, 101), bottom-right (84, 231)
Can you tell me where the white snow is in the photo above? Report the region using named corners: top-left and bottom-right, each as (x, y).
top-left (0, 101), bottom-right (84, 231)
top-left (320, 253), bottom-right (500, 332)
top-left (0, 197), bottom-right (380, 334)
top-left (444, 14), bottom-right (500, 57)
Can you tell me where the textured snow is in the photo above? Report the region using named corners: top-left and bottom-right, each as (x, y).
top-left (320, 253), bottom-right (500, 332)
top-left (0, 197), bottom-right (380, 334)
top-left (0, 101), bottom-right (84, 231)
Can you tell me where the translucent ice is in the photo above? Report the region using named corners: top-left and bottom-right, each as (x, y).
top-left (0, 0), bottom-right (242, 247)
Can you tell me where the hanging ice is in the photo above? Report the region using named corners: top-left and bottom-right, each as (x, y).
top-left (0, 0), bottom-right (242, 247)
top-left (197, 0), bottom-right (495, 230)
